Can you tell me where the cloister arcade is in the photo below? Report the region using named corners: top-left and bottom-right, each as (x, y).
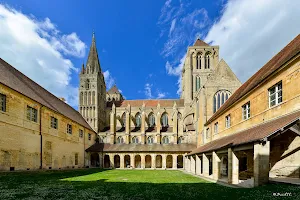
top-left (89, 153), bottom-right (185, 169)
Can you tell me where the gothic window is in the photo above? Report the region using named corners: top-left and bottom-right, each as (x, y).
top-left (86, 107), bottom-right (89, 117)
top-left (205, 52), bottom-right (211, 69)
top-left (117, 136), bottom-right (124, 144)
top-left (84, 92), bottom-right (87, 105)
top-left (112, 98), bottom-right (115, 101)
top-left (196, 76), bottom-right (201, 91)
top-left (122, 112), bottom-right (126, 127)
top-left (178, 136), bottom-right (184, 144)
top-left (85, 79), bottom-right (90, 89)
top-left (162, 136), bottom-right (169, 144)
top-left (213, 90), bottom-right (231, 113)
top-left (161, 112), bottom-right (168, 127)
top-left (177, 112), bottom-right (182, 120)
top-left (92, 91), bottom-right (95, 105)
top-left (147, 136), bottom-right (154, 144)
top-left (88, 92), bottom-right (91, 105)
top-left (135, 112), bottom-right (141, 127)
top-left (196, 52), bottom-right (202, 69)
top-left (80, 92), bottom-right (83, 105)
top-left (132, 136), bottom-right (139, 144)
top-left (148, 112), bottom-right (155, 127)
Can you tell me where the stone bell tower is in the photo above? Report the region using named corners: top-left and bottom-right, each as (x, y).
top-left (181, 38), bottom-right (219, 105)
top-left (79, 33), bottom-right (106, 132)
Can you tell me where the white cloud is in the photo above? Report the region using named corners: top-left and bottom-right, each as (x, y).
top-left (0, 4), bottom-right (87, 107)
top-left (103, 70), bottom-right (115, 89)
top-left (205, 0), bottom-right (300, 82)
top-left (144, 83), bottom-right (168, 99)
top-left (144, 83), bottom-right (153, 99)
top-left (157, 90), bottom-right (167, 99)
top-left (169, 18), bottom-right (177, 36)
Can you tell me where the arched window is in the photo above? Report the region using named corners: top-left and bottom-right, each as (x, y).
top-left (84, 92), bottom-right (87, 105)
top-left (117, 136), bottom-right (124, 144)
top-left (147, 136), bottom-right (154, 144)
top-left (148, 112), bottom-right (155, 127)
top-left (213, 90), bottom-right (231, 113)
top-left (132, 136), bottom-right (139, 144)
top-left (88, 92), bottom-right (91, 105)
top-left (135, 112), bottom-right (141, 127)
top-left (92, 91), bottom-right (95, 105)
top-left (80, 92), bottom-right (83, 105)
top-left (178, 136), bottom-right (184, 144)
top-left (196, 76), bottom-right (201, 91)
top-left (196, 52), bottom-right (202, 69)
top-left (122, 112), bottom-right (126, 127)
top-left (177, 112), bottom-right (182, 120)
top-left (162, 136), bottom-right (169, 144)
top-left (108, 97), bottom-right (111, 102)
top-left (112, 98), bottom-right (115, 101)
top-left (85, 79), bottom-right (90, 89)
top-left (161, 112), bottom-right (168, 127)
top-left (205, 52), bottom-right (211, 69)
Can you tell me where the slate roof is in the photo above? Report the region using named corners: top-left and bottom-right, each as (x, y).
top-left (206, 34), bottom-right (300, 125)
top-left (86, 143), bottom-right (196, 153)
top-left (188, 110), bottom-right (300, 155)
top-left (0, 58), bottom-right (94, 132)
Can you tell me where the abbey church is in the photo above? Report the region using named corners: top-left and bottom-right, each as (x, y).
top-left (0, 32), bottom-right (299, 187)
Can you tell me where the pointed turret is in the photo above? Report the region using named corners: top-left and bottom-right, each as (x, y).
top-left (80, 63), bottom-right (85, 74)
top-left (86, 32), bottom-right (101, 74)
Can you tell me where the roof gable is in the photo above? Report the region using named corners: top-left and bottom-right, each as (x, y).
top-left (193, 38), bottom-right (209, 47)
top-left (0, 59), bottom-right (95, 132)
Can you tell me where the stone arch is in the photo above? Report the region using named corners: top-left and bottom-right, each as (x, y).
top-left (221, 155), bottom-right (228, 177)
top-left (145, 155), bottom-right (152, 168)
top-left (135, 155), bottom-right (141, 168)
top-left (166, 155), bottom-right (173, 168)
top-left (114, 155), bottom-right (120, 168)
top-left (132, 136), bottom-right (139, 144)
top-left (177, 155), bottom-right (183, 168)
top-left (156, 155), bottom-right (162, 168)
top-left (104, 155), bottom-right (110, 168)
top-left (124, 155), bottom-right (130, 168)
top-left (90, 153), bottom-right (99, 167)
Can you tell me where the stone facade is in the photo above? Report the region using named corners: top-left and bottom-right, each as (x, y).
top-left (186, 35), bottom-right (300, 187)
top-left (0, 80), bottom-right (96, 171)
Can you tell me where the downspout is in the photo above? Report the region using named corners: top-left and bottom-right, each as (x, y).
top-left (40, 105), bottom-right (44, 169)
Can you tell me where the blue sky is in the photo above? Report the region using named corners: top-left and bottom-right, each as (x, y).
top-left (0, 0), bottom-right (299, 109)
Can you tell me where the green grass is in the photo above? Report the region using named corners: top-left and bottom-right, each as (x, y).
top-left (0, 169), bottom-right (298, 200)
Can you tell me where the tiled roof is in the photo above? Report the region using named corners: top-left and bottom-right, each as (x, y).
top-left (0, 58), bottom-right (94, 132)
top-left (206, 34), bottom-right (300, 125)
top-left (189, 110), bottom-right (300, 155)
top-left (107, 85), bottom-right (120, 94)
top-left (86, 143), bottom-right (196, 152)
top-left (193, 38), bottom-right (209, 46)
top-left (118, 99), bottom-right (184, 107)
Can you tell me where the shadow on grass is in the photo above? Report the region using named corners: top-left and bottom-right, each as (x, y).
top-left (0, 169), bottom-right (298, 200)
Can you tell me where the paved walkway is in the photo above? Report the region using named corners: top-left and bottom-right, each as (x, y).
top-left (269, 177), bottom-right (300, 185)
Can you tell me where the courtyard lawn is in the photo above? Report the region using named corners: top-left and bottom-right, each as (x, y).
top-left (0, 169), bottom-right (298, 200)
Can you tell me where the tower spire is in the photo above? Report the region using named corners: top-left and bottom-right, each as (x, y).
top-left (86, 32), bottom-right (101, 73)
